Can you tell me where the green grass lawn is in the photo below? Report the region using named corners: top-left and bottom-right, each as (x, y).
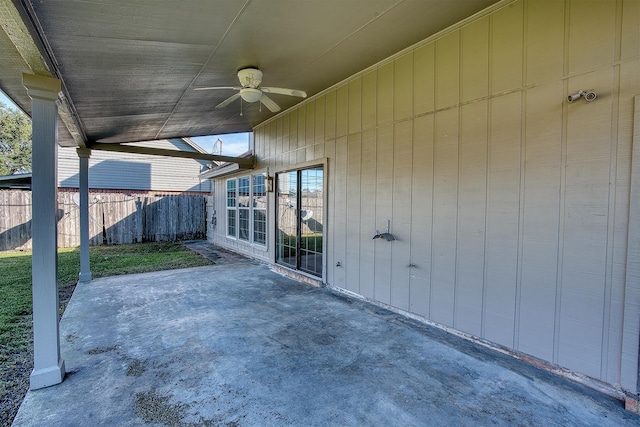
top-left (0, 241), bottom-right (212, 425)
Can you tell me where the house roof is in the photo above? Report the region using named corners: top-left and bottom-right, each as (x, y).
top-left (0, 172), bottom-right (31, 188)
top-left (199, 151), bottom-right (255, 180)
top-left (0, 0), bottom-right (501, 149)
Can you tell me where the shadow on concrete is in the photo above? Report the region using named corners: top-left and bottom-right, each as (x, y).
top-left (12, 260), bottom-right (637, 426)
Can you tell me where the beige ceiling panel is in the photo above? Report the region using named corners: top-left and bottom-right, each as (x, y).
top-left (1, 0), bottom-right (502, 144)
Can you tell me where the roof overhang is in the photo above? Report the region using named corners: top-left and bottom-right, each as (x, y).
top-left (0, 0), bottom-right (501, 150)
top-left (0, 172), bottom-right (31, 188)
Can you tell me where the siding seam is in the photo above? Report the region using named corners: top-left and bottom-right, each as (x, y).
top-left (600, 63), bottom-right (621, 381)
top-left (513, 0), bottom-right (528, 352)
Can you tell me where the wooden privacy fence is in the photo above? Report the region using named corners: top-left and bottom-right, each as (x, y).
top-left (0, 189), bottom-right (207, 251)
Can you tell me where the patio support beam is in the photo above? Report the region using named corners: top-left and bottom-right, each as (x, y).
top-left (87, 142), bottom-right (255, 169)
top-left (23, 73), bottom-right (65, 390)
top-left (77, 148), bottom-right (92, 282)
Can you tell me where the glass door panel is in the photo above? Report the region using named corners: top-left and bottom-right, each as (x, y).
top-left (276, 167), bottom-right (323, 277)
top-left (276, 171), bottom-right (297, 269)
top-left (299, 168), bottom-right (323, 276)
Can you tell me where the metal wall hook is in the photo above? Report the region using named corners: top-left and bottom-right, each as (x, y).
top-left (373, 220), bottom-right (396, 241)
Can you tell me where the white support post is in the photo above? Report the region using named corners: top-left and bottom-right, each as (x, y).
top-left (77, 148), bottom-right (92, 282)
top-left (23, 74), bottom-right (65, 390)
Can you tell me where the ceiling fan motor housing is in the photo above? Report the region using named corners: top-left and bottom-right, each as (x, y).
top-left (238, 68), bottom-right (263, 88)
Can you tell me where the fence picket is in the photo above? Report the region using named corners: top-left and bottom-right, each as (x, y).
top-left (0, 189), bottom-right (207, 250)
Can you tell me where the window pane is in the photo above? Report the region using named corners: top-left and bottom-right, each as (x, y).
top-left (238, 176), bottom-right (250, 208)
top-left (253, 174), bottom-right (266, 195)
top-left (276, 171), bottom-right (297, 268)
top-left (253, 209), bottom-right (266, 245)
top-left (238, 209), bottom-right (249, 241)
top-left (227, 209), bottom-right (236, 237)
top-left (226, 179), bottom-right (236, 207)
top-left (252, 174), bottom-right (267, 246)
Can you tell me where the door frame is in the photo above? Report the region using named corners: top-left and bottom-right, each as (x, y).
top-left (272, 159), bottom-right (328, 281)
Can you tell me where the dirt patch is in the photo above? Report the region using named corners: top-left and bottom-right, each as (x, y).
top-left (134, 389), bottom-right (188, 426)
top-left (85, 345), bottom-right (118, 355)
top-left (126, 359), bottom-right (147, 377)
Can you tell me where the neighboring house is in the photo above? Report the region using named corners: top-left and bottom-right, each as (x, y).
top-left (58, 138), bottom-right (212, 193)
top-left (0, 139), bottom-right (213, 250)
top-left (0, 173), bottom-right (31, 189)
top-left (205, 1), bottom-right (639, 405)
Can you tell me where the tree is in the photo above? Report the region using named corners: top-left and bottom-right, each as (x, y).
top-left (0, 103), bottom-right (31, 175)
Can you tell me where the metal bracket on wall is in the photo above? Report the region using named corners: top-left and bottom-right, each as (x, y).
top-left (372, 220), bottom-right (396, 241)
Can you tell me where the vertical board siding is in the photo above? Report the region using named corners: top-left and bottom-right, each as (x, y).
top-left (348, 78), bottom-right (362, 135)
top-left (336, 86), bottom-right (349, 138)
top-left (615, 59), bottom-right (640, 389)
top-left (413, 43), bottom-right (435, 116)
top-left (435, 30), bottom-right (460, 110)
top-left (359, 129), bottom-right (377, 300)
top-left (377, 63), bottom-right (394, 126)
top-left (390, 121), bottom-right (413, 310)
top-left (461, 17), bottom-right (489, 103)
top-left (325, 137), bottom-right (337, 286)
top-left (219, 0), bottom-right (639, 391)
top-left (374, 125), bottom-right (394, 304)
top-left (518, 81), bottom-right (563, 361)
top-left (525, 0), bottom-right (564, 85)
top-left (621, 0), bottom-right (639, 60)
top-left (306, 103), bottom-right (316, 149)
top-left (484, 92), bottom-right (522, 347)
top-left (431, 108), bottom-right (459, 327)
top-left (394, 53), bottom-right (414, 121)
top-left (568, 0), bottom-right (617, 74)
top-left (333, 136), bottom-right (348, 289)
top-left (362, 71), bottom-right (377, 130)
top-left (455, 101), bottom-right (488, 336)
top-left (346, 133), bottom-right (362, 293)
top-left (558, 68), bottom-right (614, 378)
top-left (409, 115), bottom-right (434, 318)
top-left (315, 97), bottom-right (326, 145)
top-left (297, 106), bottom-right (306, 152)
top-left (490, 1), bottom-right (524, 94)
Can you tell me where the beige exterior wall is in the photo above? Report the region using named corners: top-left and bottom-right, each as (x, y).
top-left (211, 0), bottom-right (640, 394)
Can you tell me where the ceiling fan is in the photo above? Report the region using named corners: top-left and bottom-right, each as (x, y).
top-left (194, 68), bottom-right (307, 113)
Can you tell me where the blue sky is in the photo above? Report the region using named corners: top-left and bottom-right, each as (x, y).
top-left (191, 133), bottom-right (251, 156)
top-left (0, 90), bottom-right (19, 110)
top-left (2, 89), bottom-right (250, 155)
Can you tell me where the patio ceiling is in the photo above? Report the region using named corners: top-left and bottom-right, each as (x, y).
top-left (1, 0), bottom-right (499, 148)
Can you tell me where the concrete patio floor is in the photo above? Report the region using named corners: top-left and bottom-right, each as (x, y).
top-left (13, 258), bottom-right (638, 426)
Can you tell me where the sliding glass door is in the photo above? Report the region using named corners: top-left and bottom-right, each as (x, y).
top-left (276, 167), bottom-right (323, 277)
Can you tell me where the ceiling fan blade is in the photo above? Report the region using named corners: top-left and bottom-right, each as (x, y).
top-left (215, 93), bottom-right (241, 109)
top-left (194, 86), bottom-right (242, 91)
top-left (260, 94), bottom-right (281, 113)
top-left (260, 87), bottom-right (307, 98)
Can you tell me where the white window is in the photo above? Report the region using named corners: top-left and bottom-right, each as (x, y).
top-left (226, 179), bottom-right (237, 237)
top-left (238, 176), bottom-right (250, 241)
top-left (226, 173), bottom-right (267, 246)
top-left (253, 174), bottom-right (267, 246)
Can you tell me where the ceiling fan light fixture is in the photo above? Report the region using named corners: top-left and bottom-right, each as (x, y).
top-left (239, 88), bottom-right (262, 103)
